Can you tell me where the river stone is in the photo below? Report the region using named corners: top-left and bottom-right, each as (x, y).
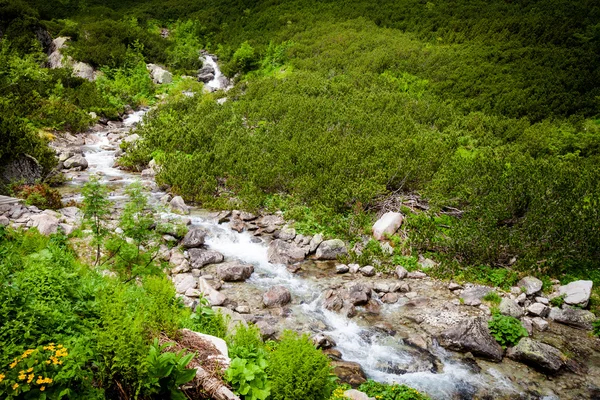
top-left (532, 317), bottom-right (549, 331)
top-left (506, 338), bottom-right (564, 373)
top-left (29, 214), bottom-right (59, 235)
top-left (461, 286), bottom-right (492, 306)
top-left (188, 248), bottom-right (224, 269)
top-left (548, 306), bottom-right (596, 330)
top-left (64, 154), bottom-right (89, 170)
top-left (360, 265), bottom-right (376, 277)
top-left (276, 226), bottom-right (296, 241)
top-left (181, 228), bottom-right (206, 248)
top-left (308, 233), bottom-right (323, 253)
top-left (559, 280), bottom-right (593, 307)
top-left (527, 303), bottom-right (549, 317)
top-left (147, 63), bottom-right (172, 84)
top-left (216, 262), bottom-right (254, 282)
top-left (395, 265), bottom-right (408, 279)
top-left (518, 276), bottom-right (543, 296)
top-left (267, 239), bottom-right (306, 264)
top-left (173, 273), bottom-right (196, 294)
top-left (499, 298), bottom-right (523, 318)
top-left (439, 317), bottom-right (504, 361)
top-left (0, 216), bottom-right (8, 226)
top-left (263, 286), bottom-right (291, 307)
top-left (1, 154), bottom-right (42, 185)
top-left (381, 292), bottom-right (400, 304)
top-left (407, 271), bottom-right (427, 279)
top-left (331, 361), bottom-right (367, 386)
top-left (344, 390), bottom-right (374, 400)
top-left (196, 277), bottom-right (227, 306)
top-left (169, 196), bottom-right (190, 215)
top-left (348, 283), bottom-right (371, 306)
top-left (372, 212), bottom-right (403, 240)
top-left (315, 239), bottom-right (348, 260)
top-left (336, 264), bottom-right (349, 274)
top-left (373, 282), bottom-right (390, 293)
top-left (448, 282), bottom-right (463, 290)
top-left (313, 333), bottom-right (336, 349)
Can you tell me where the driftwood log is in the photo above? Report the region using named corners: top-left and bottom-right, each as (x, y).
top-left (194, 367), bottom-right (239, 400)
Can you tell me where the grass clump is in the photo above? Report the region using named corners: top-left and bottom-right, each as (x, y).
top-left (483, 291), bottom-right (502, 306)
top-left (358, 379), bottom-right (431, 400)
top-left (488, 312), bottom-right (529, 349)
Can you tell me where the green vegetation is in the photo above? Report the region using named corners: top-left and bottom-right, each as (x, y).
top-left (593, 320), bottom-right (600, 338)
top-left (358, 379), bottom-right (431, 400)
top-left (482, 292), bottom-right (502, 306)
top-left (488, 312), bottom-right (529, 349)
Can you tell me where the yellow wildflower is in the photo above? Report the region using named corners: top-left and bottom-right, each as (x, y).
top-left (0, 373), bottom-right (5, 383)
top-left (12, 383), bottom-right (19, 390)
top-left (27, 374), bottom-right (34, 383)
top-left (9, 359), bottom-right (18, 369)
top-left (26, 367), bottom-right (33, 373)
top-left (40, 386), bottom-right (45, 391)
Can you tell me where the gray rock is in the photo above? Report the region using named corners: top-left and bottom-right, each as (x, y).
top-left (313, 333), bottom-right (336, 349)
top-left (499, 298), bottom-right (523, 318)
top-left (197, 72), bottom-right (215, 83)
top-left (59, 223), bottom-right (75, 236)
top-left (381, 292), bottom-right (400, 304)
top-left (173, 273), bottom-right (196, 294)
top-left (315, 239), bottom-right (347, 260)
top-left (263, 286), bottom-right (291, 307)
top-left (516, 293), bottom-right (527, 305)
top-left (360, 265), bottom-right (376, 277)
top-left (506, 338), bottom-right (564, 373)
top-left (0, 215), bottom-right (9, 226)
top-left (407, 271), bottom-right (427, 279)
top-left (461, 286), bottom-right (492, 306)
top-left (276, 226), bottom-right (296, 241)
top-left (348, 283), bottom-right (371, 306)
top-left (188, 248), bottom-right (224, 269)
top-left (395, 265), bottom-right (408, 279)
top-left (172, 260), bottom-right (191, 274)
top-left (216, 262), bottom-right (254, 282)
top-left (535, 296), bottom-right (549, 305)
top-left (527, 303), bottom-right (549, 317)
top-left (308, 233), bottom-right (323, 253)
top-left (195, 277), bottom-right (226, 306)
top-left (0, 154), bottom-right (42, 185)
top-left (336, 264), bottom-right (349, 274)
top-left (448, 282), bottom-right (463, 290)
top-left (532, 317), bottom-right (549, 331)
top-left (146, 63), bottom-right (172, 84)
top-left (124, 134), bottom-right (140, 144)
top-left (348, 263), bottom-right (360, 274)
top-left (169, 196), bottom-right (190, 215)
top-left (372, 212), bottom-right (403, 240)
top-left (63, 154), bottom-right (89, 170)
top-left (439, 317), bottom-right (504, 361)
top-left (267, 239), bottom-right (306, 264)
top-left (373, 282), bottom-right (390, 293)
top-left (59, 206), bottom-right (82, 222)
top-left (548, 306), bottom-right (596, 330)
top-left (518, 276), bottom-right (543, 296)
top-left (29, 214), bottom-right (59, 235)
top-left (72, 61), bottom-right (96, 81)
top-left (181, 228), bottom-right (206, 248)
top-left (559, 280), bottom-right (593, 307)
top-left (344, 389), bottom-right (374, 400)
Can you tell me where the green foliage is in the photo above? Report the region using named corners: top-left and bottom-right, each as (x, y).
top-left (144, 339), bottom-right (197, 400)
top-left (225, 350), bottom-right (271, 400)
top-left (182, 299), bottom-right (228, 339)
top-left (488, 312), bottom-right (528, 349)
top-left (593, 320), bottom-right (600, 337)
top-left (11, 183), bottom-right (63, 210)
top-left (81, 175), bottom-right (111, 265)
top-left (95, 55), bottom-right (155, 110)
top-left (268, 330), bottom-right (335, 400)
top-left (358, 380), bottom-right (431, 400)
top-left (550, 294), bottom-right (566, 308)
top-left (223, 41), bottom-right (258, 76)
top-left (166, 20), bottom-right (203, 75)
top-left (482, 291), bottom-right (502, 306)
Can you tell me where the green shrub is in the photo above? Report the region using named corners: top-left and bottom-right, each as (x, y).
top-left (482, 291), bottom-right (502, 306)
top-left (225, 348), bottom-right (270, 400)
top-left (487, 312), bottom-right (528, 348)
top-left (593, 320), bottom-right (600, 338)
top-left (11, 183), bottom-right (63, 210)
top-left (143, 339), bottom-right (197, 400)
top-left (358, 380), bottom-right (430, 400)
top-left (268, 330), bottom-right (335, 400)
top-left (550, 295), bottom-right (565, 308)
top-left (223, 41), bottom-right (257, 76)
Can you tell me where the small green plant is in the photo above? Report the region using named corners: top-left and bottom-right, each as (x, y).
top-left (358, 379), bottom-right (431, 400)
top-left (483, 291), bottom-right (502, 306)
top-left (82, 175), bottom-right (112, 265)
top-left (550, 294), bottom-right (565, 308)
top-left (593, 319), bottom-right (600, 337)
top-left (144, 339), bottom-right (197, 400)
top-left (225, 347), bottom-right (271, 400)
top-left (183, 298), bottom-right (228, 339)
top-left (488, 312), bottom-right (528, 348)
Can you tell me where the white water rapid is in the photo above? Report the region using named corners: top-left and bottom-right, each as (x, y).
top-left (62, 58), bottom-right (525, 400)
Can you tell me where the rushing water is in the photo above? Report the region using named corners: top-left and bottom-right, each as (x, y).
top-left (63, 59), bottom-right (523, 400)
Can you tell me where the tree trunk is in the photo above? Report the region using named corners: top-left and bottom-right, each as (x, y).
top-left (194, 367), bottom-right (239, 400)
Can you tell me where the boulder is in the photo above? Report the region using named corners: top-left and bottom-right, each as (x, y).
top-left (0, 154), bottom-right (42, 185)
top-left (29, 214), bottom-right (59, 235)
top-left (267, 239), bottom-right (306, 264)
top-left (506, 338), bottom-right (565, 373)
top-left (173, 273), bottom-right (196, 294)
top-left (308, 233), bottom-right (323, 253)
top-left (169, 196), bottom-right (190, 215)
top-left (195, 277), bottom-right (227, 306)
top-left (395, 265), bottom-right (408, 279)
top-left (372, 212), bottom-right (404, 240)
top-left (359, 266), bottom-right (376, 277)
top-left (63, 154), bottom-right (88, 170)
top-left (188, 248), bottom-right (224, 269)
top-left (348, 283), bottom-right (371, 306)
top-left (527, 303), bottom-right (549, 317)
top-left (46, 37), bottom-right (69, 69)
top-left (216, 262), bottom-right (254, 282)
top-left (315, 239), bottom-right (348, 260)
top-left (548, 306), bottom-right (596, 330)
top-left (518, 276), bottom-right (543, 296)
top-left (276, 226), bottom-right (296, 241)
top-left (184, 329), bottom-right (230, 368)
top-left (331, 361), bottom-right (367, 386)
top-left (0, 215), bottom-right (9, 226)
top-left (59, 223), bottom-right (75, 236)
top-left (344, 390), bottom-right (374, 400)
top-left (499, 298), bottom-right (523, 318)
top-left (197, 72), bottom-right (215, 83)
top-left (181, 228), bottom-right (206, 248)
top-left (559, 280), bottom-right (593, 308)
top-left (381, 293), bottom-right (400, 304)
top-left (407, 271), bottom-right (427, 279)
top-left (59, 206), bottom-right (82, 222)
top-left (461, 286), bottom-right (492, 306)
top-left (439, 317), bottom-right (504, 361)
top-left (263, 286), bottom-right (291, 307)
top-left (313, 333), bottom-right (336, 349)
top-left (146, 63), bottom-right (173, 84)
top-left (72, 61), bottom-right (96, 81)
top-left (448, 282), bottom-right (463, 291)
top-left (336, 264), bottom-right (349, 274)
top-left (532, 317), bottom-right (549, 331)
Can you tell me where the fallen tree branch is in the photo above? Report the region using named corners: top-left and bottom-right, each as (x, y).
top-left (194, 367), bottom-right (239, 400)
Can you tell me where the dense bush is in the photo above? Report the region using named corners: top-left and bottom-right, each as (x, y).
top-left (11, 183), bottom-right (63, 210)
top-left (358, 380), bottom-right (431, 400)
top-left (488, 312), bottom-right (529, 349)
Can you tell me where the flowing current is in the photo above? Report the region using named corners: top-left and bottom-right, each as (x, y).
top-left (63, 57), bottom-right (520, 400)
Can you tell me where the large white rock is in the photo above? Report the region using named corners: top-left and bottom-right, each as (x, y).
top-left (372, 212), bottom-right (403, 240)
top-left (173, 273), bottom-right (196, 294)
top-left (183, 329), bottom-right (230, 368)
top-left (197, 277), bottom-right (227, 306)
top-left (559, 280), bottom-right (593, 307)
top-left (29, 214), bottom-right (59, 235)
top-left (169, 196), bottom-right (190, 215)
top-left (146, 63), bottom-right (173, 84)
